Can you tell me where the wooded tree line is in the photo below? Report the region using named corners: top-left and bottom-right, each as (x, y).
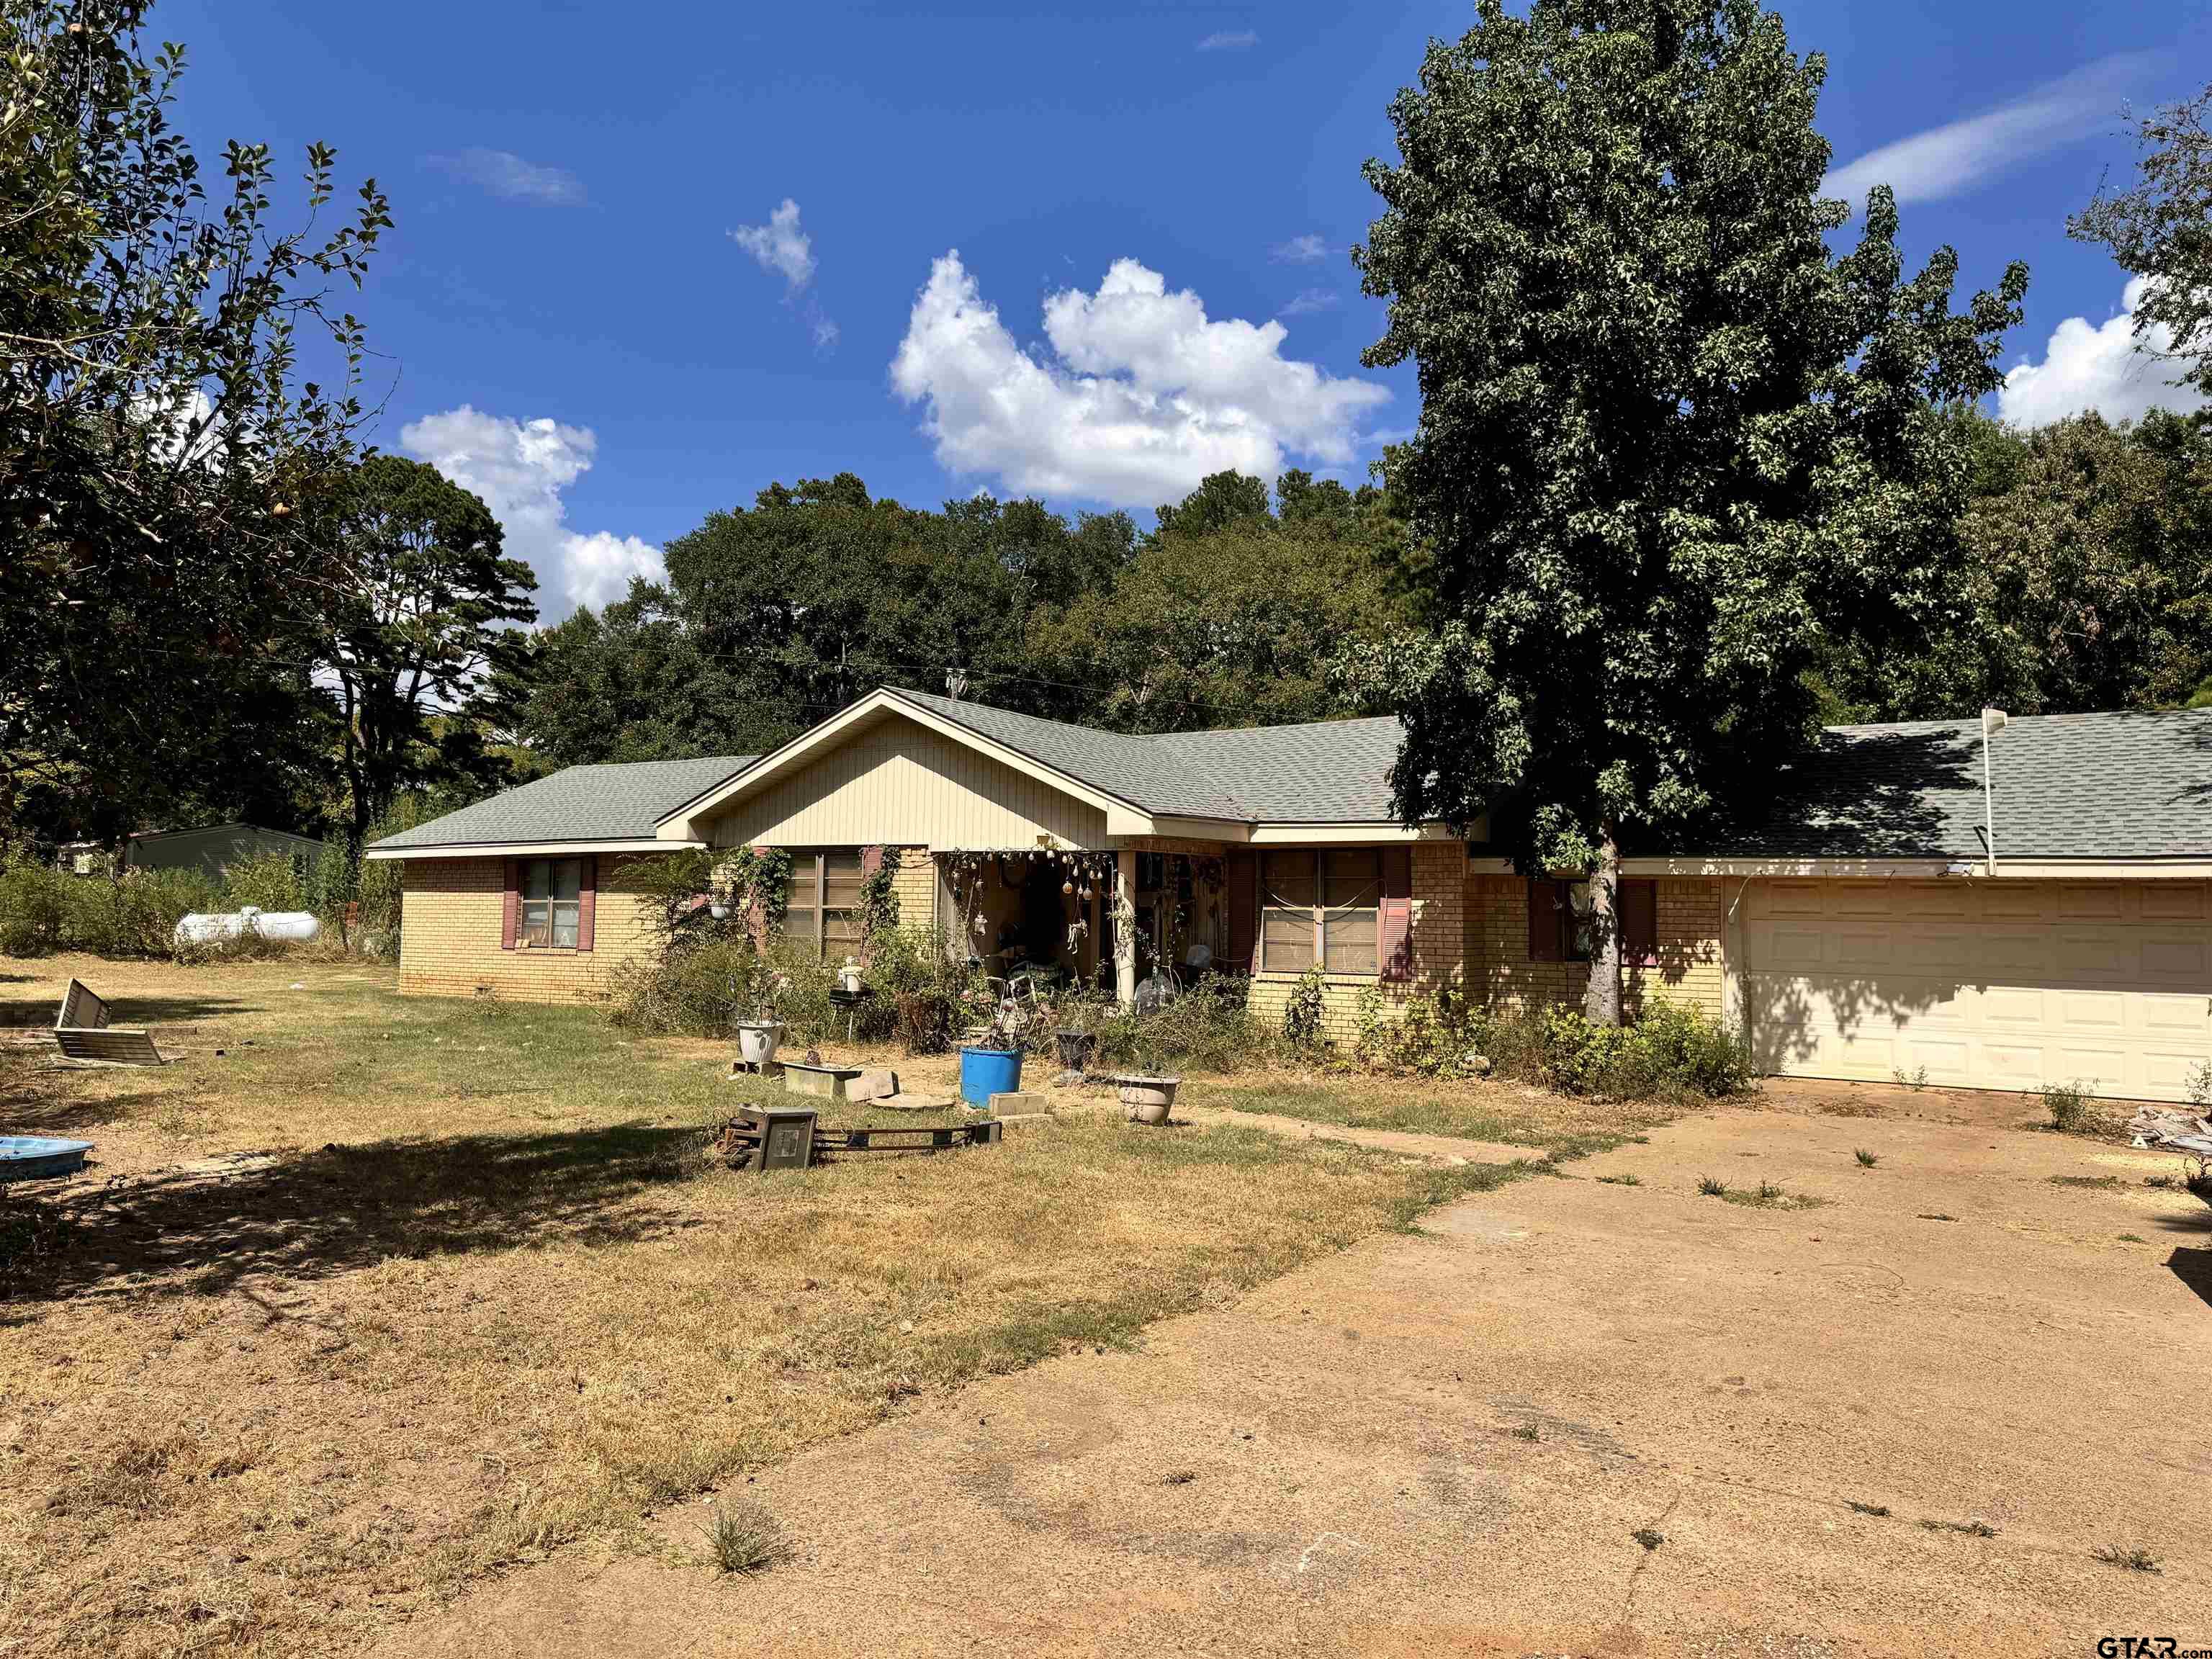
top-left (6, 0), bottom-right (2211, 983)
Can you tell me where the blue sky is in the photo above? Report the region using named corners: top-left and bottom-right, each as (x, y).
top-left (161, 0), bottom-right (2211, 617)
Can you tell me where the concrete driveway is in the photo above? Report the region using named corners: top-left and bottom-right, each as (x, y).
top-left (385, 1100), bottom-right (2211, 1658)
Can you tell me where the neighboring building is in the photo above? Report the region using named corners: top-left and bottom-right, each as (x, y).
top-left (54, 840), bottom-right (114, 877)
top-left (365, 688), bottom-right (2212, 1104)
top-left (125, 822), bottom-right (327, 884)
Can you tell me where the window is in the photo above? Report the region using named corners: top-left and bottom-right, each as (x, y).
top-left (782, 850), bottom-right (866, 959)
top-left (518, 858), bottom-right (583, 948)
top-left (1261, 849), bottom-right (1382, 975)
top-left (1530, 878), bottom-right (1658, 966)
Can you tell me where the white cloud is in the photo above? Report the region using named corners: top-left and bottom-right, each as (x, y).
top-left (1998, 276), bottom-right (2208, 427)
top-left (889, 251), bottom-right (1390, 510)
top-left (730, 198), bottom-right (837, 354)
top-left (1272, 233), bottom-right (1328, 264)
top-left (1822, 54), bottom-right (2146, 207)
top-left (398, 406), bottom-right (665, 616)
top-left (428, 148), bottom-right (584, 206)
top-left (730, 198), bottom-right (817, 292)
top-left (1196, 30), bottom-right (1258, 52)
top-left (1278, 288), bottom-right (1337, 317)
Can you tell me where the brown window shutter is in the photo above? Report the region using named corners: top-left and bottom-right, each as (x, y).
top-left (577, 856), bottom-right (598, 953)
top-left (1226, 848), bottom-right (1257, 973)
top-left (1622, 878), bottom-right (1657, 966)
top-left (500, 859), bottom-right (519, 950)
top-left (1527, 878), bottom-right (1561, 962)
top-left (1381, 845), bottom-right (1411, 899)
top-left (1379, 895), bottom-right (1414, 982)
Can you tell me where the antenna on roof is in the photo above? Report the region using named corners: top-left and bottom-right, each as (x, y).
top-left (945, 666), bottom-right (968, 701)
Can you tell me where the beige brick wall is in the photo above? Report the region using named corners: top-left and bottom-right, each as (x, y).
top-left (397, 855), bottom-right (665, 1004)
top-left (1466, 874), bottom-right (1725, 1021)
top-left (885, 846), bottom-right (935, 937)
top-left (1244, 841), bottom-right (1473, 1045)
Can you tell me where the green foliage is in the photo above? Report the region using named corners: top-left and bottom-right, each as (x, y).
top-left (857, 849), bottom-right (901, 947)
top-left (1, 1), bottom-right (389, 845)
top-left (1028, 470), bottom-right (1419, 732)
top-left (1827, 410), bottom-right (2212, 719)
top-left (1087, 975), bottom-right (1280, 1076)
top-left (1476, 997), bottom-right (1751, 1102)
top-left (0, 853), bottom-right (214, 957)
top-left (2041, 1078), bottom-right (2098, 1133)
top-left (511, 466), bottom-right (1414, 773)
top-left (1349, 0), bottom-right (2026, 1023)
top-left (1352, 982), bottom-right (1485, 1077)
top-left (321, 454), bottom-right (539, 845)
top-left (1281, 966), bottom-right (1327, 1048)
top-left (2072, 80), bottom-right (2212, 401)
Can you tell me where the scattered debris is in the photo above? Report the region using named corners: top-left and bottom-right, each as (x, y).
top-left (2092, 1542), bottom-right (2161, 1573)
top-left (50, 979), bottom-right (166, 1067)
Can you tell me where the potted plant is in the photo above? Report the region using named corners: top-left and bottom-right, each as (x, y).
top-left (1110, 1020), bottom-right (1179, 1126)
top-left (958, 997), bottom-right (1026, 1108)
top-left (731, 953), bottom-right (790, 1070)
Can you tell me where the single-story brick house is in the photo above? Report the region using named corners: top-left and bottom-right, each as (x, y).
top-left (367, 688), bottom-right (2212, 1102)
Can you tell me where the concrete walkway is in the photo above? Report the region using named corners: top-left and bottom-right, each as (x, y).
top-left (1174, 1101), bottom-right (1540, 1166)
top-left (381, 1105), bottom-right (2207, 1658)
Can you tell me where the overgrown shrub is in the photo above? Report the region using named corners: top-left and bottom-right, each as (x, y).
top-left (1281, 966), bottom-right (1326, 1048)
top-left (1352, 982), bottom-right (1484, 1076)
top-left (1474, 996), bottom-right (1751, 1103)
top-left (2042, 1078), bottom-right (2097, 1133)
top-left (0, 853), bottom-right (216, 958)
top-left (1088, 973), bottom-right (1278, 1075)
top-left (607, 920), bottom-right (975, 1048)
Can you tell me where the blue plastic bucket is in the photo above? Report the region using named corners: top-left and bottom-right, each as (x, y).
top-left (958, 1046), bottom-right (1022, 1107)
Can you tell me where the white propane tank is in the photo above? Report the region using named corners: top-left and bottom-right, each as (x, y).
top-left (174, 906), bottom-right (322, 945)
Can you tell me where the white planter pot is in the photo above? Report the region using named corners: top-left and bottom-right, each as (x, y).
top-left (1116, 1074), bottom-right (1179, 1125)
top-left (736, 1021), bottom-right (786, 1069)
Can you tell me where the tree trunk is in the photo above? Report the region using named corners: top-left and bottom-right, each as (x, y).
top-left (1582, 818), bottom-right (1624, 1028)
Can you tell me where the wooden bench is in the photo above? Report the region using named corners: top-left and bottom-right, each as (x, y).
top-left (53, 979), bottom-right (167, 1066)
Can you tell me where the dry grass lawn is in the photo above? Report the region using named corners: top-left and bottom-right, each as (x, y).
top-left (0, 955), bottom-right (1544, 1659)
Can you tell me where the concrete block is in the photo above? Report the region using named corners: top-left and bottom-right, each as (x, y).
top-left (987, 1092), bottom-right (1050, 1117)
top-left (781, 1061), bottom-right (862, 1100)
top-left (848, 1067), bottom-right (899, 1102)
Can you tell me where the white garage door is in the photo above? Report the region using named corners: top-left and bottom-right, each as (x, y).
top-left (1741, 879), bottom-right (2212, 1102)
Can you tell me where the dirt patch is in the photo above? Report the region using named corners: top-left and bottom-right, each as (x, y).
top-left (383, 1103), bottom-right (2211, 1658)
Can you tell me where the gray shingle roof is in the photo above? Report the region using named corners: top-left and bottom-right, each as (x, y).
top-left (374, 696), bottom-right (2212, 860)
top-left (893, 688), bottom-right (1407, 822)
top-left (370, 755), bottom-right (754, 850)
top-left (1717, 709), bottom-right (2212, 860)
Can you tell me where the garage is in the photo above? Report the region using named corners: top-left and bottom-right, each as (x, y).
top-left (1740, 878), bottom-right (2212, 1102)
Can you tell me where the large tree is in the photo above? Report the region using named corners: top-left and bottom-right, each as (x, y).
top-left (0, 0), bottom-right (389, 842)
top-left (1030, 469), bottom-right (1419, 732)
top-left (321, 455), bottom-right (538, 847)
top-left (1351, 0), bottom-right (2026, 1025)
top-left (1824, 408), bottom-right (2212, 720)
top-left (2072, 80), bottom-right (2212, 400)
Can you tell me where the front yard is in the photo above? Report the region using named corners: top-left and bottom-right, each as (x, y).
top-left (0, 956), bottom-right (1548, 1659)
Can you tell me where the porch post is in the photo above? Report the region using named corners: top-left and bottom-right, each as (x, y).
top-left (1114, 849), bottom-right (1138, 1010)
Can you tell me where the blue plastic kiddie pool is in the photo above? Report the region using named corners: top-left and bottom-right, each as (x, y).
top-left (0, 1137), bottom-right (93, 1181)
